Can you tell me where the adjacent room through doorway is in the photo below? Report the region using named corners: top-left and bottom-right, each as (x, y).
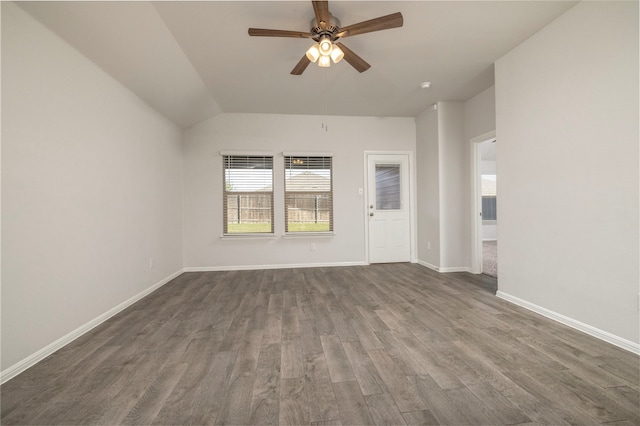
top-left (480, 138), bottom-right (497, 277)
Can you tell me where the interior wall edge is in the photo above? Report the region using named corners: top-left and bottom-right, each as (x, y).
top-left (497, 291), bottom-right (640, 355)
top-left (0, 268), bottom-right (185, 385)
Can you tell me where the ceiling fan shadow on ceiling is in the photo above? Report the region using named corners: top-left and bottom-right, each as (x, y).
top-left (248, 0), bottom-right (403, 75)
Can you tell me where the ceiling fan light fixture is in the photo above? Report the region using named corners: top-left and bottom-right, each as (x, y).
top-left (318, 55), bottom-right (331, 67)
top-left (248, 2), bottom-right (404, 75)
top-left (318, 36), bottom-right (333, 56)
top-left (306, 43), bottom-right (320, 62)
top-left (330, 44), bottom-right (344, 63)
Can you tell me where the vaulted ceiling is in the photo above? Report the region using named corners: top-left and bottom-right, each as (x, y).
top-left (18, 1), bottom-right (577, 128)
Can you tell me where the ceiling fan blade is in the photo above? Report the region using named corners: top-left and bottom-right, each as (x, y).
top-left (248, 28), bottom-right (311, 38)
top-left (336, 12), bottom-right (403, 38)
top-left (335, 42), bottom-right (370, 73)
top-left (291, 55), bottom-right (311, 75)
top-left (312, 1), bottom-right (330, 30)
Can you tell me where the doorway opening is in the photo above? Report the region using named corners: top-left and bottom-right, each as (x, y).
top-left (471, 131), bottom-right (497, 278)
top-left (481, 169), bottom-right (497, 277)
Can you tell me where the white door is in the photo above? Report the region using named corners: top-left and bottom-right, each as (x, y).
top-left (367, 154), bottom-right (411, 263)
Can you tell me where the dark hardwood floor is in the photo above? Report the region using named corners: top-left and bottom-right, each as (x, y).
top-left (2, 264), bottom-right (638, 425)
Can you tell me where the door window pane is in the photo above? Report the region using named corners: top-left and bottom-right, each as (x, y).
top-left (376, 164), bottom-right (401, 210)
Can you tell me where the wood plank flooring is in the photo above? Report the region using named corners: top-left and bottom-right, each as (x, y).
top-left (2, 264), bottom-right (638, 425)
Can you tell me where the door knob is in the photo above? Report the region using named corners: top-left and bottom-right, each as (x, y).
top-left (369, 204), bottom-right (374, 209)
top-left (370, 212), bottom-right (374, 216)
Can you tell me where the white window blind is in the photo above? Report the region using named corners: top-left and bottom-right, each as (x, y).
top-left (223, 155), bottom-right (274, 234)
top-left (375, 164), bottom-right (402, 210)
top-left (284, 156), bottom-right (333, 233)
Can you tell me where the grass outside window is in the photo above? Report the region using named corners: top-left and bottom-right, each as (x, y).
top-left (287, 223), bottom-right (331, 232)
top-left (226, 223), bottom-right (273, 233)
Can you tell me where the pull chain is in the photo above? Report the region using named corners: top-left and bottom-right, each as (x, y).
top-left (322, 67), bottom-right (328, 132)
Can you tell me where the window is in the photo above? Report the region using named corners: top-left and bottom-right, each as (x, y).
top-left (482, 197), bottom-right (497, 221)
top-left (284, 155), bottom-right (333, 233)
top-left (223, 155), bottom-right (273, 234)
top-left (375, 164), bottom-right (402, 210)
top-left (481, 174), bottom-right (497, 221)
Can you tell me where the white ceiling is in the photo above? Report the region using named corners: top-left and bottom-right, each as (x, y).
top-left (18, 1), bottom-right (577, 128)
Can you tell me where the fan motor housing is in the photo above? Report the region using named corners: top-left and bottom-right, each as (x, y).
top-left (310, 13), bottom-right (341, 40)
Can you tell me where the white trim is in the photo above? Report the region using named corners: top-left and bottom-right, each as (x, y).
top-left (416, 260), bottom-right (470, 273)
top-left (0, 268), bottom-right (184, 385)
top-left (364, 151), bottom-right (416, 264)
top-left (470, 131), bottom-right (497, 144)
top-left (417, 260), bottom-right (440, 272)
top-left (363, 154), bottom-right (370, 263)
top-left (470, 130), bottom-right (496, 275)
top-left (409, 152), bottom-right (418, 264)
top-left (497, 291), bottom-right (640, 355)
top-left (219, 150), bottom-right (273, 156)
top-left (363, 150), bottom-right (415, 156)
top-left (439, 266), bottom-right (471, 273)
top-left (184, 261), bottom-right (367, 272)
top-left (282, 152), bottom-right (334, 157)
top-left (220, 234), bottom-right (277, 240)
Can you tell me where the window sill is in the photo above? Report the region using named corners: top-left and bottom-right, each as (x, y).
top-left (282, 232), bottom-right (336, 239)
top-left (220, 234), bottom-right (277, 240)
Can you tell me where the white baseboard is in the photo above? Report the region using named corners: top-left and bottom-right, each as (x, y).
top-left (497, 291), bottom-right (640, 355)
top-left (184, 261), bottom-right (368, 272)
top-left (417, 260), bottom-right (440, 271)
top-left (439, 266), bottom-right (471, 273)
top-left (0, 269), bottom-right (185, 385)
top-left (416, 260), bottom-right (470, 273)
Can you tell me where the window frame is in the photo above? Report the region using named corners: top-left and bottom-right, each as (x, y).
top-left (222, 153), bottom-right (274, 236)
top-left (283, 153), bottom-right (334, 235)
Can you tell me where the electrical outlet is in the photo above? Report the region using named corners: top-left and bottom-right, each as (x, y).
top-left (427, 241), bottom-right (431, 250)
top-left (310, 243), bottom-right (317, 251)
top-left (149, 258), bottom-right (154, 269)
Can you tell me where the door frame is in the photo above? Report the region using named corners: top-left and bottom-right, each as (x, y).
top-left (470, 130), bottom-right (496, 274)
top-left (363, 151), bottom-right (417, 264)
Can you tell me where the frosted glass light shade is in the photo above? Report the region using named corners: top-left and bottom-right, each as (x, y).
top-left (318, 37), bottom-right (333, 56)
top-left (318, 55), bottom-right (331, 67)
top-left (330, 45), bottom-right (344, 63)
top-left (306, 44), bottom-right (320, 62)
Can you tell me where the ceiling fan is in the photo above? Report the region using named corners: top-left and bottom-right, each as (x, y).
top-left (248, 1), bottom-right (403, 75)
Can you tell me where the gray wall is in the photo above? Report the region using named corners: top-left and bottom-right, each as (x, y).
top-left (416, 88), bottom-right (496, 272)
top-left (1, 3), bottom-right (184, 372)
top-left (182, 113), bottom-right (416, 269)
top-left (495, 0), bottom-right (639, 345)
